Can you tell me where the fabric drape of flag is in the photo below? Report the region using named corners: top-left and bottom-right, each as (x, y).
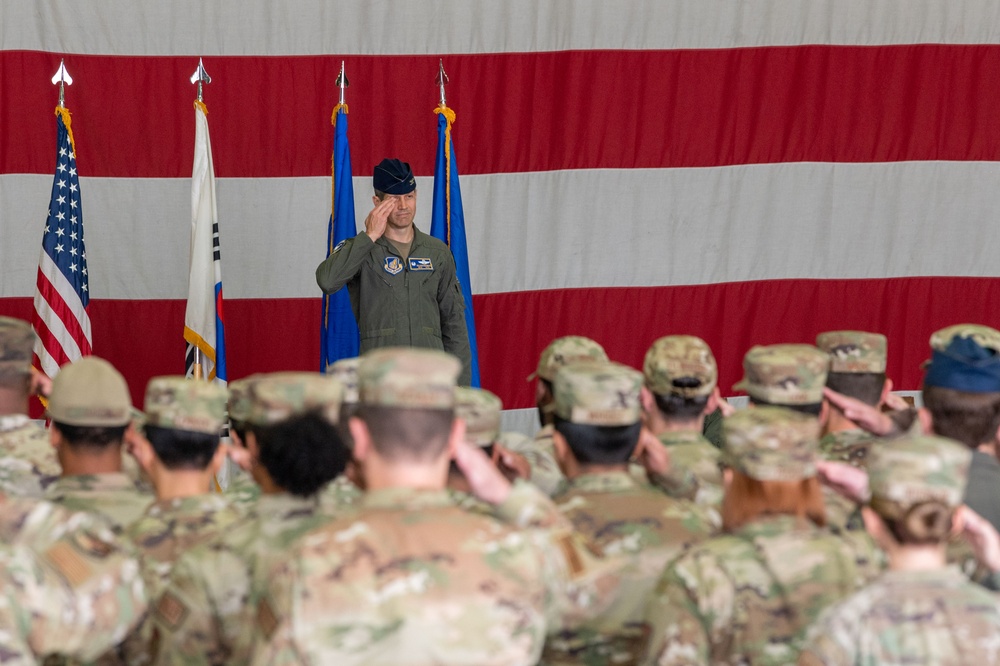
top-left (430, 106), bottom-right (480, 387)
top-left (33, 106), bottom-right (93, 378)
top-left (184, 100), bottom-right (227, 384)
top-left (319, 104), bottom-right (359, 370)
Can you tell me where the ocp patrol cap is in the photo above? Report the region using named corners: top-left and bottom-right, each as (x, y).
top-left (455, 387), bottom-right (502, 446)
top-left (734, 344), bottom-right (830, 405)
top-left (924, 324), bottom-right (1000, 393)
top-left (816, 331), bottom-right (888, 374)
top-left (245, 372), bottom-right (343, 427)
top-left (553, 361), bottom-right (643, 426)
top-left (722, 406), bottom-right (819, 481)
top-left (643, 335), bottom-right (717, 398)
top-left (0, 317), bottom-right (35, 378)
top-left (143, 377), bottom-right (227, 436)
top-left (359, 347), bottom-right (460, 409)
top-left (47, 356), bottom-right (132, 427)
top-left (868, 435), bottom-right (971, 519)
top-left (529, 336), bottom-right (609, 382)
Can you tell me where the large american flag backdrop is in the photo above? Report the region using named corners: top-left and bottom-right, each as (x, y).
top-left (2, 2), bottom-right (999, 417)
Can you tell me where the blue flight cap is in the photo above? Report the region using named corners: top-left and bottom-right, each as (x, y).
top-left (373, 158), bottom-right (416, 195)
top-left (924, 330), bottom-right (1000, 393)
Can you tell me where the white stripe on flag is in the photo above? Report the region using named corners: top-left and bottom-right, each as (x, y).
top-left (37, 249), bottom-right (92, 342)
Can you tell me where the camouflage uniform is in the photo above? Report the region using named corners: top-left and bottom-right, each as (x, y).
top-left (646, 408), bottom-right (882, 665)
top-left (799, 436), bottom-right (1000, 665)
top-left (815, 330), bottom-right (889, 468)
top-left (46, 474), bottom-right (152, 533)
top-left (0, 495), bottom-right (147, 662)
top-left (643, 336), bottom-right (724, 505)
top-left (252, 348), bottom-right (621, 666)
top-left (150, 372), bottom-right (349, 666)
top-left (0, 318), bottom-right (60, 496)
top-left (527, 337), bottom-right (610, 497)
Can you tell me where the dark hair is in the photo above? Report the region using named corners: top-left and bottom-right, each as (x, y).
top-left (252, 412), bottom-right (349, 497)
top-left (53, 422), bottom-right (127, 450)
top-left (553, 416), bottom-right (641, 465)
top-left (825, 372), bottom-right (886, 407)
top-left (878, 501), bottom-right (953, 546)
top-left (229, 420), bottom-right (249, 446)
top-left (750, 398), bottom-right (823, 417)
top-left (653, 390), bottom-right (711, 421)
top-left (143, 425), bottom-right (219, 471)
top-left (922, 385), bottom-right (1000, 448)
top-left (357, 405), bottom-right (454, 462)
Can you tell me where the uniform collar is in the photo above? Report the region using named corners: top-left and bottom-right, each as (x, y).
top-left (656, 429), bottom-right (708, 446)
top-left (733, 514), bottom-right (815, 538)
top-left (48, 472), bottom-right (139, 493)
top-left (362, 487), bottom-right (454, 511)
top-left (147, 493), bottom-right (231, 517)
top-left (257, 492), bottom-right (320, 518)
top-left (566, 470), bottom-right (639, 494)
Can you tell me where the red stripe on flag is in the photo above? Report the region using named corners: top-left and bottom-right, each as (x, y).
top-left (34, 269), bottom-right (92, 357)
top-left (4, 45), bottom-right (1000, 178)
top-left (4, 276), bottom-right (999, 416)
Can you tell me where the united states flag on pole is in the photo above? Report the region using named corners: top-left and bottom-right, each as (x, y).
top-left (184, 99), bottom-right (227, 384)
top-left (33, 106), bottom-right (92, 378)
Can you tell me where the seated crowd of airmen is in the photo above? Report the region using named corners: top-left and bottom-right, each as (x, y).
top-left (2, 314), bottom-right (1000, 664)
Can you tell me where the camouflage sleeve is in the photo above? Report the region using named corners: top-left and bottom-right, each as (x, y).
top-left (647, 466), bottom-right (700, 502)
top-left (645, 551), bottom-right (730, 665)
top-left (797, 604), bottom-right (858, 666)
top-left (17, 521), bottom-right (148, 661)
top-left (315, 232), bottom-right (375, 293)
top-left (499, 432), bottom-right (566, 498)
top-left (150, 547), bottom-right (253, 666)
top-left (248, 557), bottom-right (304, 666)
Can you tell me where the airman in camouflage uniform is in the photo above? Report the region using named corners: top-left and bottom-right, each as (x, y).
top-left (736, 343), bottom-right (862, 532)
top-left (321, 357), bottom-right (365, 509)
top-left (44, 357), bottom-right (152, 531)
top-left (219, 375), bottom-right (264, 509)
top-left (799, 435), bottom-right (1000, 665)
top-left (0, 494), bottom-right (147, 663)
top-left (645, 408), bottom-right (882, 666)
top-left (528, 336), bottom-right (610, 496)
top-left (641, 335), bottom-right (724, 506)
top-left (543, 361), bottom-right (717, 665)
top-left (816, 330), bottom-right (889, 467)
top-left (150, 372), bottom-right (351, 666)
top-left (126, 377), bottom-right (242, 598)
top-left (252, 348), bottom-right (621, 666)
top-left (0, 317), bottom-right (59, 496)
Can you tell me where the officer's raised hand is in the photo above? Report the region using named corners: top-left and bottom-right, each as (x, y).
top-left (364, 197), bottom-right (396, 242)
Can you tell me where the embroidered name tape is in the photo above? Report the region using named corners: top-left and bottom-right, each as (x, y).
top-left (384, 256), bottom-right (403, 275)
top-left (409, 258), bottom-right (434, 271)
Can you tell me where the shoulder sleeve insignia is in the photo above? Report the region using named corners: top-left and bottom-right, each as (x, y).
top-left (332, 239), bottom-right (347, 254)
top-left (155, 592), bottom-right (189, 630)
top-left (44, 541), bottom-right (92, 587)
top-left (256, 597), bottom-right (279, 639)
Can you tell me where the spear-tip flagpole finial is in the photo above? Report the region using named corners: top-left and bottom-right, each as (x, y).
top-left (51, 59), bottom-right (73, 108)
top-left (190, 58), bottom-right (212, 102)
top-left (435, 59), bottom-right (449, 108)
top-left (335, 60), bottom-right (349, 105)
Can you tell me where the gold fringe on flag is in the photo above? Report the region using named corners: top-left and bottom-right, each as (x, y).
top-left (434, 105), bottom-right (456, 245)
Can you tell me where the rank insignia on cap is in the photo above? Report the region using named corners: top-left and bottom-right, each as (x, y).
top-left (409, 258), bottom-right (433, 271)
top-left (384, 256), bottom-right (403, 275)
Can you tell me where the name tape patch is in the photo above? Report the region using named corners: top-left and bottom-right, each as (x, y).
top-left (409, 258), bottom-right (434, 271)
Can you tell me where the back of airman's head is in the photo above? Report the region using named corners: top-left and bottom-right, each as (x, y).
top-left (455, 387), bottom-right (502, 447)
top-left (553, 361), bottom-right (643, 465)
top-left (48, 356), bottom-right (132, 428)
top-left (357, 348), bottom-right (461, 462)
top-left (734, 344), bottom-right (829, 408)
top-left (924, 324), bottom-right (1000, 394)
top-left (530, 336), bottom-right (608, 383)
top-left (816, 331), bottom-right (888, 374)
top-left (143, 377), bottom-right (227, 436)
top-left (0, 317), bottom-right (35, 383)
top-left (643, 335), bottom-right (717, 398)
top-left (868, 435), bottom-right (970, 545)
top-left (722, 406), bottom-right (819, 482)
top-left (245, 372), bottom-right (348, 497)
